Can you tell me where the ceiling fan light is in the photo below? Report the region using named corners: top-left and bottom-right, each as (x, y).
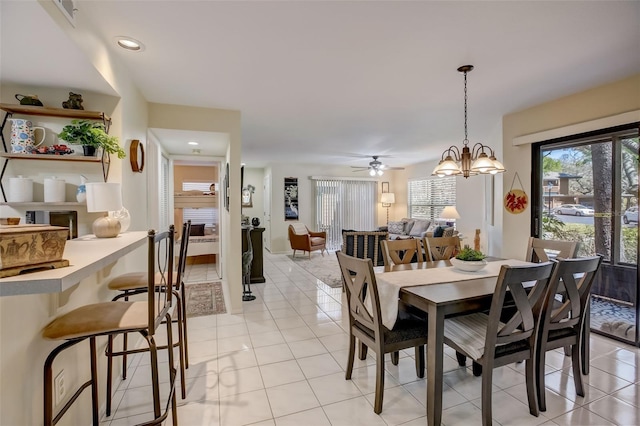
top-left (369, 169), bottom-right (376, 176)
top-left (377, 169), bottom-right (384, 176)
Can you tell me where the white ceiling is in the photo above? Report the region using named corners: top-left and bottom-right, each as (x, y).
top-left (2, 1), bottom-right (639, 168)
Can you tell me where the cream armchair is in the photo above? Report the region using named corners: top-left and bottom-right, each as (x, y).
top-left (288, 223), bottom-right (327, 258)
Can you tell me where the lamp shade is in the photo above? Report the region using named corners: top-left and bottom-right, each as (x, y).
top-left (86, 183), bottom-right (123, 213)
top-left (380, 192), bottom-right (396, 204)
top-left (440, 205), bottom-right (460, 219)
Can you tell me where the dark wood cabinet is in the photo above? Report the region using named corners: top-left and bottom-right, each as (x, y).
top-left (242, 226), bottom-right (265, 283)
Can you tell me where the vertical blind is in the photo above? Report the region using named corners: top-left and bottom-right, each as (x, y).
top-left (408, 176), bottom-right (456, 220)
top-left (313, 178), bottom-right (377, 250)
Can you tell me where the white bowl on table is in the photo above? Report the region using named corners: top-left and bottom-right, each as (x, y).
top-left (450, 257), bottom-right (488, 272)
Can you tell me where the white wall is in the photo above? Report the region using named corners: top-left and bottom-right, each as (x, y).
top-left (0, 2), bottom-right (150, 424)
top-left (500, 74), bottom-right (640, 260)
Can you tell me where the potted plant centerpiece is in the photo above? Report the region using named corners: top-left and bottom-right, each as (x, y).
top-left (450, 245), bottom-right (488, 272)
top-left (58, 119), bottom-right (126, 159)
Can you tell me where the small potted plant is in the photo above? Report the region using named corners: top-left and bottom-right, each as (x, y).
top-left (58, 119), bottom-right (126, 159)
top-left (451, 245), bottom-right (488, 272)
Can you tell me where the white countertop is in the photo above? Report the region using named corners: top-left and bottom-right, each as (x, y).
top-left (0, 231), bottom-right (147, 297)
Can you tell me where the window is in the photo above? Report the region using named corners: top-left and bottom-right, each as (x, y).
top-left (181, 181), bottom-right (217, 228)
top-left (408, 176), bottom-right (456, 220)
top-left (313, 178), bottom-right (376, 250)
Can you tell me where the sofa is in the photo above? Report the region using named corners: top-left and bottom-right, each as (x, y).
top-left (379, 218), bottom-right (457, 240)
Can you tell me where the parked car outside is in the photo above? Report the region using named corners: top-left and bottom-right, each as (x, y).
top-left (555, 204), bottom-right (594, 216)
top-left (623, 206), bottom-right (638, 224)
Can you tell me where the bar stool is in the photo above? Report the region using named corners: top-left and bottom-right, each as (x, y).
top-left (42, 227), bottom-right (178, 426)
top-left (105, 221), bottom-right (191, 412)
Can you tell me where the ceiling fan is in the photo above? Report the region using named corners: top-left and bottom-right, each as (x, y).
top-left (351, 156), bottom-right (405, 176)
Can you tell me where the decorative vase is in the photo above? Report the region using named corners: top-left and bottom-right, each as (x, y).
top-left (82, 145), bottom-right (96, 156)
top-left (76, 175), bottom-right (87, 203)
top-left (251, 217), bottom-right (260, 226)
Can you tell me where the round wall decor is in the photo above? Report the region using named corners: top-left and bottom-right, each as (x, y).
top-left (129, 139), bottom-right (144, 173)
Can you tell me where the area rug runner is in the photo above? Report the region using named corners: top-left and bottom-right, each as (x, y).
top-left (185, 281), bottom-right (226, 317)
top-left (287, 252), bottom-right (343, 288)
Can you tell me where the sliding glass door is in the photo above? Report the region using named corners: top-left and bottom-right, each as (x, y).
top-left (532, 124), bottom-right (639, 345)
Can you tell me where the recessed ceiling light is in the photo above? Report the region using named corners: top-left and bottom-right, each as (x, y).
top-left (188, 141), bottom-right (199, 146)
top-left (115, 36), bottom-right (145, 52)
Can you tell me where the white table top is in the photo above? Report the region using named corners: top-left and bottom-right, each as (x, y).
top-left (0, 231), bottom-right (147, 297)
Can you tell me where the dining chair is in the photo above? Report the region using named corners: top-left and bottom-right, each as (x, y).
top-left (42, 227), bottom-right (178, 426)
top-left (443, 261), bottom-right (556, 426)
top-left (525, 237), bottom-right (587, 370)
top-left (104, 221), bottom-right (191, 410)
top-left (423, 236), bottom-right (460, 261)
top-left (336, 251), bottom-right (428, 414)
top-left (535, 255), bottom-right (602, 412)
top-left (380, 238), bottom-right (424, 271)
top-left (525, 237), bottom-right (578, 262)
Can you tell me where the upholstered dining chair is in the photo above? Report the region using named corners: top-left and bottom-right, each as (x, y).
top-left (443, 262), bottom-right (556, 426)
top-left (535, 255), bottom-right (602, 412)
top-left (104, 221), bottom-right (191, 410)
top-left (42, 227), bottom-right (178, 426)
top-left (380, 238), bottom-right (424, 271)
top-left (336, 251), bottom-right (428, 414)
top-left (288, 222), bottom-right (327, 258)
top-left (423, 236), bottom-right (461, 261)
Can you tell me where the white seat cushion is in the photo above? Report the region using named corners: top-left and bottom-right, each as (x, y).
top-left (444, 313), bottom-right (506, 360)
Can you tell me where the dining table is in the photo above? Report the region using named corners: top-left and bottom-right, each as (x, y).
top-left (373, 257), bottom-right (533, 426)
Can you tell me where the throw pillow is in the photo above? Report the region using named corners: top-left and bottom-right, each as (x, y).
top-left (409, 220), bottom-right (431, 237)
top-left (190, 224), bottom-right (205, 236)
top-left (387, 221), bottom-right (405, 235)
top-left (442, 227), bottom-right (455, 238)
top-left (433, 226), bottom-right (445, 238)
top-left (402, 219), bottom-right (415, 235)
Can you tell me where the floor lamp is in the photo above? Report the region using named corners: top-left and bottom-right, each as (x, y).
top-left (381, 192), bottom-right (395, 224)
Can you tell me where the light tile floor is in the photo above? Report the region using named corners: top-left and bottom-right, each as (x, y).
top-left (102, 252), bottom-right (640, 426)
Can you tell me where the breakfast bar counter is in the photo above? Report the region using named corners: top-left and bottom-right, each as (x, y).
top-left (0, 231), bottom-right (147, 297)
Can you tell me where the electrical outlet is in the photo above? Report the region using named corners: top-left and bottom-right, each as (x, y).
top-left (54, 370), bottom-right (66, 405)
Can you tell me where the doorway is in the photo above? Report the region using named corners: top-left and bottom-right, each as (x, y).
top-left (532, 124), bottom-right (639, 345)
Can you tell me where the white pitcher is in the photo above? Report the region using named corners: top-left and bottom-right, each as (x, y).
top-left (8, 118), bottom-right (45, 154)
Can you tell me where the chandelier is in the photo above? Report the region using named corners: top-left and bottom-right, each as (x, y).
top-left (432, 65), bottom-right (505, 179)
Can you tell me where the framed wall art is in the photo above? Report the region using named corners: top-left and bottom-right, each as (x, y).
top-left (284, 177), bottom-right (298, 220)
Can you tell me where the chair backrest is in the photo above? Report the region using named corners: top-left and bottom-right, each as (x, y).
top-left (381, 239), bottom-right (424, 271)
top-left (526, 237), bottom-right (578, 263)
top-left (540, 256), bottom-right (603, 336)
top-left (423, 236), bottom-right (460, 261)
top-left (341, 231), bottom-right (388, 266)
top-left (485, 262), bottom-right (555, 349)
top-left (175, 220), bottom-right (191, 291)
top-left (288, 222), bottom-right (309, 236)
top-left (336, 251), bottom-right (383, 338)
top-left (147, 226), bottom-right (175, 335)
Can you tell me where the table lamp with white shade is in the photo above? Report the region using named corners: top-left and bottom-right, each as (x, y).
top-left (440, 205), bottom-right (460, 229)
top-left (86, 182), bottom-right (123, 238)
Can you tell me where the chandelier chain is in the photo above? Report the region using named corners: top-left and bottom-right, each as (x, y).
top-left (463, 70), bottom-right (469, 146)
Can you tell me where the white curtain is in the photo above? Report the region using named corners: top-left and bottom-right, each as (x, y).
top-left (313, 178), bottom-right (377, 250)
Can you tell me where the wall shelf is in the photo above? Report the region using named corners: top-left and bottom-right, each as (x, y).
top-left (0, 202), bottom-right (85, 207)
top-left (0, 104), bottom-right (113, 202)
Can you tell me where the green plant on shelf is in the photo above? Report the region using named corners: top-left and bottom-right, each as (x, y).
top-left (455, 245), bottom-right (486, 261)
top-left (58, 119), bottom-right (126, 159)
